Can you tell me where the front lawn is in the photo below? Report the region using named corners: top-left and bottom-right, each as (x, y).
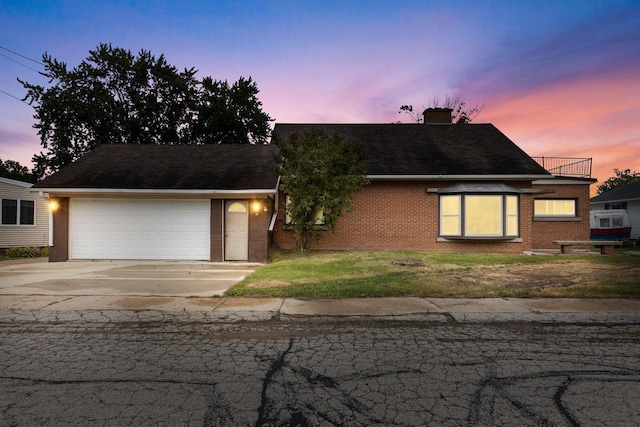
top-left (226, 250), bottom-right (640, 298)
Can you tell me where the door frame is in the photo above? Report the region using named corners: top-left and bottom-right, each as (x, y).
top-left (224, 200), bottom-right (249, 261)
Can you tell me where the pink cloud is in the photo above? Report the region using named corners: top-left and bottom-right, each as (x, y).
top-left (477, 69), bottom-right (640, 190)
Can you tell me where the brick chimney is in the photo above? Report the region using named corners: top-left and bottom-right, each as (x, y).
top-left (423, 108), bottom-right (453, 125)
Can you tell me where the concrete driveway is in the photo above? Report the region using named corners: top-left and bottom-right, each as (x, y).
top-left (0, 259), bottom-right (260, 298)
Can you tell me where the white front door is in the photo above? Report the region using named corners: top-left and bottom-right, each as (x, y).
top-left (225, 201), bottom-right (249, 261)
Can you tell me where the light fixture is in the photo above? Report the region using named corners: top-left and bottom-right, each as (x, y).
top-left (49, 200), bottom-right (60, 212)
top-left (251, 200), bottom-right (262, 216)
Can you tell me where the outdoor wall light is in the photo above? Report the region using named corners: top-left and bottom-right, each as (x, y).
top-left (251, 200), bottom-right (262, 216)
top-left (49, 200), bottom-right (60, 212)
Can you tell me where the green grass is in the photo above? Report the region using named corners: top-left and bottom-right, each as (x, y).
top-left (226, 250), bottom-right (640, 298)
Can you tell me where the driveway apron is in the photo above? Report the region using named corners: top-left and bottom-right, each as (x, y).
top-left (0, 260), bottom-right (259, 298)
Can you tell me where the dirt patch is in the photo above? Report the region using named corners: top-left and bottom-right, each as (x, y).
top-left (442, 262), bottom-right (640, 290)
top-left (391, 258), bottom-right (425, 267)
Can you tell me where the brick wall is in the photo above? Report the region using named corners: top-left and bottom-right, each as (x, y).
top-left (210, 200), bottom-right (223, 262)
top-left (248, 197), bottom-right (272, 263)
top-left (49, 197), bottom-right (69, 262)
top-left (532, 182), bottom-right (592, 249)
top-left (273, 181), bottom-right (536, 254)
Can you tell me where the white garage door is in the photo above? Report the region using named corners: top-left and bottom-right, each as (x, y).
top-left (70, 198), bottom-right (210, 260)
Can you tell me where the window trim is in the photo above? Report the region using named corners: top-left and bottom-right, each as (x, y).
top-left (439, 194), bottom-right (519, 239)
top-left (1, 198), bottom-right (36, 227)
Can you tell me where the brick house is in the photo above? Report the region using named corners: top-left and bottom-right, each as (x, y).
top-left (33, 108), bottom-right (594, 262)
top-left (272, 109), bottom-right (595, 254)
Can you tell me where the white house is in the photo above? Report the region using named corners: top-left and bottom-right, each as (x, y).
top-left (590, 179), bottom-right (640, 241)
top-left (0, 177), bottom-right (49, 249)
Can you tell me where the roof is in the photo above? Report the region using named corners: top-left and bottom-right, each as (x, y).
top-left (0, 177), bottom-right (33, 188)
top-left (272, 123), bottom-right (551, 178)
top-left (33, 144), bottom-right (279, 191)
top-left (591, 179), bottom-right (640, 203)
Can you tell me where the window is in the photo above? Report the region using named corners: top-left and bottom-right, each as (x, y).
top-left (605, 203), bottom-right (627, 210)
top-left (285, 196), bottom-right (324, 225)
top-left (1, 199), bottom-right (35, 225)
top-left (599, 216), bottom-right (624, 228)
top-left (227, 202), bottom-right (247, 213)
top-left (534, 199), bottom-right (576, 217)
top-left (20, 200), bottom-right (35, 225)
top-left (2, 199), bottom-right (17, 224)
top-left (440, 196), bottom-right (460, 236)
top-left (440, 195), bottom-right (518, 238)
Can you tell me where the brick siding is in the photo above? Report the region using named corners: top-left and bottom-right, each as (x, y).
top-left (531, 183), bottom-right (592, 249)
top-left (273, 181), bottom-right (550, 254)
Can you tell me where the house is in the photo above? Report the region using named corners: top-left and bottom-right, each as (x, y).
top-left (1, 177), bottom-right (49, 250)
top-left (272, 109), bottom-right (594, 253)
top-left (33, 108), bottom-right (594, 261)
top-left (590, 179), bottom-right (640, 241)
top-left (32, 144), bottom-right (278, 262)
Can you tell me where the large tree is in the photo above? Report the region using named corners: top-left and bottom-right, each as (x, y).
top-left (597, 168), bottom-right (640, 195)
top-left (20, 43), bottom-right (272, 179)
top-left (274, 129), bottom-right (369, 251)
top-left (399, 95), bottom-right (482, 124)
top-left (0, 158), bottom-right (34, 183)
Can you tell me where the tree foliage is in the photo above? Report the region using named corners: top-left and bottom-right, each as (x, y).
top-left (20, 43), bottom-right (272, 179)
top-left (274, 129), bottom-right (369, 251)
top-left (597, 168), bottom-right (640, 195)
top-left (0, 158), bottom-right (34, 183)
top-left (399, 95), bottom-right (482, 124)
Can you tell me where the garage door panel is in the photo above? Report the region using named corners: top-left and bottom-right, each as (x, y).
top-left (70, 199), bottom-right (210, 260)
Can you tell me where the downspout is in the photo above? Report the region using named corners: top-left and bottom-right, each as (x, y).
top-left (269, 176), bottom-right (281, 232)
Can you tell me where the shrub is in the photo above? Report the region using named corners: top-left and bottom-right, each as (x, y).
top-left (6, 246), bottom-right (48, 258)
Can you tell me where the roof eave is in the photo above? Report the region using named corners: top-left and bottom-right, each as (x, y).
top-left (0, 177), bottom-right (33, 188)
top-left (591, 196), bottom-right (640, 204)
top-left (30, 188), bottom-right (278, 197)
top-left (367, 174), bottom-right (553, 181)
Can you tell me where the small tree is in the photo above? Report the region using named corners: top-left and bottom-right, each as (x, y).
top-left (399, 95), bottom-right (482, 124)
top-left (0, 158), bottom-right (35, 183)
top-left (597, 168), bottom-right (640, 195)
top-left (274, 129), bottom-right (369, 251)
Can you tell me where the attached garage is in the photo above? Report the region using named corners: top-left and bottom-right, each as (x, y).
top-left (69, 198), bottom-right (210, 260)
top-left (33, 144), bottom-right (279, 263)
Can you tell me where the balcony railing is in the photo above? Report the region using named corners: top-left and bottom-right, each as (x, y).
top-left (532, 157), bottom-right (592, 178)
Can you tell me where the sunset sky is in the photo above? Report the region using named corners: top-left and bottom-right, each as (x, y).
top-left (1, 1), bottom-right (638, 192)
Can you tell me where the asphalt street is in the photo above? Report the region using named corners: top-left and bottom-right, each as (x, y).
top-left (1, 309), bottom-right (639, 426)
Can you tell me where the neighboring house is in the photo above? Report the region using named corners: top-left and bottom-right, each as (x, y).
top-left (32, 144), bottom-right (278, 262)
top-left (0, 177), bottom-right (49, 249)
top-left (590, 179), bottom-right (640, 240)
top-left (33, 108), bottom-right (594, 262)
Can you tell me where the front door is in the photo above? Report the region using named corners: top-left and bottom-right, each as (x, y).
top-left (225, 201), bottom-right (249, 261)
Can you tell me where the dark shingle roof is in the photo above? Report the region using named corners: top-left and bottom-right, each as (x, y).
top-left (34, 123), bottom-right (551, 191)
top-left (273, 123), bottom-right (551, 176)
top-left (591, 179), bottom-right (640, 203)
top-left (33, 144), bottom-right (279, 190)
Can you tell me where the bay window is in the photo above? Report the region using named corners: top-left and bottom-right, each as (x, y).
top-left (440, 194), bottom-right (519, 238)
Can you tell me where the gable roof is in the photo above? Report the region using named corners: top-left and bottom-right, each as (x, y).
top-left (591, 179), bottom-right (640, 203)
top-left (33, 144), bottom-right (279, 192)
top-left (273, 123), bottom-right (551, 178)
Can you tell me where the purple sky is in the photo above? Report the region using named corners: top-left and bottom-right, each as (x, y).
top-left (1, 1), bottom-right (639, 190)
